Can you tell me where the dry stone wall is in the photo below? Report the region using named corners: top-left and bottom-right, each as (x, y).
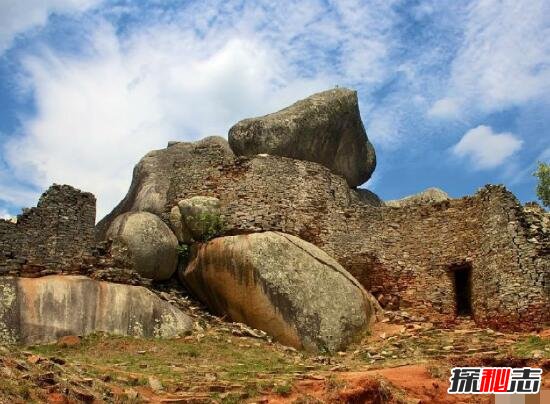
top-left (0, 184), bottom-right (144, 284)
top-left (158, 151), bottom-right (548, 331)
top-left (7, 145), bottom-right (544, 332)
top-left (351, 188), bottom-right (549, 331)
top-left (0, 185), bottom-right (96, 275)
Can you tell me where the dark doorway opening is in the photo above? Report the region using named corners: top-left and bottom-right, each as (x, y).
top-left (452, 265), bottom-right (473, 316)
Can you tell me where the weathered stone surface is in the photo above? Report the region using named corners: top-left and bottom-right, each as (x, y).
top-left (106, 212), bottom-right (178, 281)
top-left (96, 133), bottom-right (548, 332)
top-left (228, 88), bottom-right (376, 187)
top-left (183, 231), bottom-right (376, 352)
top-left (0, 276), bottom-right (193, 345)
top-left (386, 187), bottom-right (449, 207)
top-left (96, 136), bottom-right (234, 239)
top-left (178, 196), bottom-right (222, 241)
top-left (351, 188), bottom-right (385, 207)
top-left (169, 205), bottom-right (192, 243)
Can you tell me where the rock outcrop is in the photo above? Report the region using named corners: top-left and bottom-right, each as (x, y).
top-left (182, 232), bottom-right (376, 352)
top-left (0, 276), bottom-right (193, 345)
top-left (385, 187), bottom-right (449, 208)
top-left (169, 205), bottom-right (189, 243)
top-left (96, 136), bottom-right (234, 239)
top-left (106, 212), bottom-right (179, 281)
top-left (95, 135), bottom-right (549, 332)
top-left (228, 88), bottom-right (376, 187)
top-left (91, 88), bottom-right (549, 333)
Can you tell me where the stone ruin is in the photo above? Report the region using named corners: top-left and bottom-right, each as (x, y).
top-left (1, 88), bottom-right (548, 349)
top-left (0, 184), bottom-right (96, 275)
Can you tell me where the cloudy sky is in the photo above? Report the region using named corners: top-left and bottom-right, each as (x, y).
top-left (0, 0), bottom-right (549, 220)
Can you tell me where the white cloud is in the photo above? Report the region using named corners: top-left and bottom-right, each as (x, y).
top-left (430, 0), bottom-right (550, 119)
top-left (428, 97), bottom-right (460, 119)
top-left (452, 125), bottom-right (523, 170)
top-left (2, 20), bottom-right (330, 220)
top-left (0, 0), bottom-right (102, 53)
top-left (2, 1), bottom-right (402, 220)
top-left (6, 0), bottom-right (546, 218)
top-left (0, 208), bottom-right (13, 220)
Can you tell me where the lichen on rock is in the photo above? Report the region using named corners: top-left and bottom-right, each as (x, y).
top-left (182, 231), bottom-right (377, 353)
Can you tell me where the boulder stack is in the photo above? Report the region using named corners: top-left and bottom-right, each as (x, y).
top-left (96, 136), bottom-right (234, 239)
top-left (386, 187), bottom-right (449, 208)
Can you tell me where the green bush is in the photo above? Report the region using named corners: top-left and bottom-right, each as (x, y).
top-left (196, 211), bottom-right (225, 241)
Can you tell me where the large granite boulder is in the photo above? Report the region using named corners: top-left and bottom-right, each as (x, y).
top-left (96, 141), bottom-right (369, 280)
top-left (106, 212), bottom-right (179, 281)
top-left (228, 88), bottom-right (376, 187)
top-left (386, 187), bottom-right (450, 208)
top-left (96, 136), bottom-right (234, 239)
top-left (0, 276), bottom-right (193, 345)
top-left (182, 231), bottom-right (377, 352)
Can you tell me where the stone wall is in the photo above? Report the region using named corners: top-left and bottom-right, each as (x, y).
top-left (0, 184), bottom-right (96, 276)
top-left (349, 188), bottom-right (549, 331)
top-left (156, 152), bottom-right (548, 331)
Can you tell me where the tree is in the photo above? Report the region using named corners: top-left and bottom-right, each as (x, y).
top-left (533, 161), bottom-right (550, 207)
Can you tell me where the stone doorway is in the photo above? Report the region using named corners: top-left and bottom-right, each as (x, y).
top-left (452, 264), bottom-right (473, 316)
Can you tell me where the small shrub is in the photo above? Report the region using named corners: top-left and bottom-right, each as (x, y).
top-left (196, 211), bottom-right (225, 241)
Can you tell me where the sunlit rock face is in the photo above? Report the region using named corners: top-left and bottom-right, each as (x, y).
top-left (0, 275), bottom-right (193, 345)
top-left (182, 231), bottom-right (379, 353)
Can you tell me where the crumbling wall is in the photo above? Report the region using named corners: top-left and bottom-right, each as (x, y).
top-left (343, 187), bottom-right (549, 331)
top-left (162, 154), bottom-right (548, 331)
top-left (0, 184), bottom-right (96, 275)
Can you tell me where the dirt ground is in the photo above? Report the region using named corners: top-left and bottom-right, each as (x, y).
top-left (1, 309), bottom-right (548, 404)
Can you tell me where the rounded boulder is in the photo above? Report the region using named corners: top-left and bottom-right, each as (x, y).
top-left (182, 231), bottom-right (377, 352)
top-left (107, 212), bottom-right (179, 280)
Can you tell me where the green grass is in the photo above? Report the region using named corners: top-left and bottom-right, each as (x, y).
top-left (513, 336), bottom-right (550, 358)
top-left (0, 378), bottom-right (36, 402)
top-left (273, 382), bottom-right (292, 396)
top-left (220, 393), bottom-right (243, 404)
top-left (26, 332), bottom-right (306, 399)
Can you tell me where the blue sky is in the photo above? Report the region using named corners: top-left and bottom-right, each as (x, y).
top-left (0, 0), bottom-right (549, 220)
